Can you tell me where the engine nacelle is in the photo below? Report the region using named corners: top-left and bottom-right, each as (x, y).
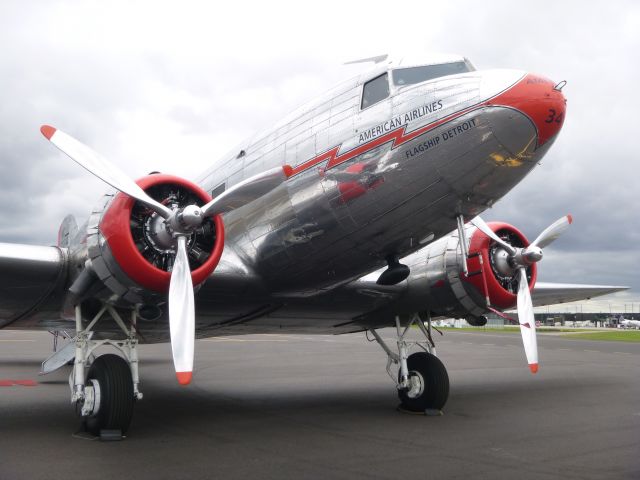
top-left (406, 222), bottom-right (536, 319)
top-left (85, 174), bottom-right (224, 304)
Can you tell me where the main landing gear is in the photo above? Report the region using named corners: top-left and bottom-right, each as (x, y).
top-left (369, 313), bottom-right (449, 413)
top-left (69, 303), bottom-right (143, 436)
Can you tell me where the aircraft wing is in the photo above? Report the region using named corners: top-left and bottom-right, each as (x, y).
top-left (0, 242), bottom-right (67, 329)
top-left (531, 282), bottom-right (627, 307)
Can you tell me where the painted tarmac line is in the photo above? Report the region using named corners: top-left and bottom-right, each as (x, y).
top-left (203, 338), bottom-right (288, 343)
top-left (0, 380), bottom-right (38, 387)
top-left (613, 352), bottom-right (633, 355)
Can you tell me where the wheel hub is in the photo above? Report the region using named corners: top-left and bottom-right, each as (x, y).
top-left (79, 378), bottom-right (101, 417)
top-left (406, 371), bottom-right (425, 399)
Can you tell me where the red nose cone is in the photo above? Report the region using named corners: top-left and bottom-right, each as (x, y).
top-left (492, 74), bottom-right (567, 147)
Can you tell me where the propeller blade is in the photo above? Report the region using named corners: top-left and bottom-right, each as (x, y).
top-left (201, 165), bottom-right (292, 217)
top-left (40, 125), bottom-right (172, 219)
top-left (470, 216), bottom-right (517, 255)
top-left (517, 267), bottom-right (538, 373)
top-left (529, 214), bottom-right (573, 249)
top-left (168, 236), bottom-right (195, 385)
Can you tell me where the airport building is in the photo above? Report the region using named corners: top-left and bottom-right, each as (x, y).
top-left (441, 312), bottom-right (640, 329)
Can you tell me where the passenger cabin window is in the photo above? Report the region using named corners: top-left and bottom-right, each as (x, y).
top-left (361, 73), bottom-right (390, 109)
top-left (392, 62), bottom-right (472, 86)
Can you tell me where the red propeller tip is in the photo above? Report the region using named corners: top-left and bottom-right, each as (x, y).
top-left (567, 214), bottom-right (573, 224)
top-left (282, 164), bottom-right (293, 178)
top-left (176, 371), bottom-right (192, 385)
top-left (529, 363), bottom-right (539, 374)
top-left (40, 125), bottom-right (56, 140)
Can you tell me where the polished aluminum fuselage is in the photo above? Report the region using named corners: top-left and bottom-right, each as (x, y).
top-left (0, 65), bottom-right (563, 338)
top-left (197, 68), bottom-right (542, 295)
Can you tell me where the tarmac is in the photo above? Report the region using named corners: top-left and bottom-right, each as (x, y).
top-left (1, 328), bottom-right (638, 479)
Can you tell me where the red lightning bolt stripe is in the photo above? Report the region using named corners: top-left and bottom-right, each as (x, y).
top-left (289, 102), bottom-right (482, 177)
top-left (289, 72), bottom-right (561, 178)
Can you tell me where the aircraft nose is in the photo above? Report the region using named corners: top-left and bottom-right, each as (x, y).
top-left (486, 72), bottom-right (567, 147)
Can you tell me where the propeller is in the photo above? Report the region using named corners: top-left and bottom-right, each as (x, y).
top-left (169, 235), bottom-right (195, 385)
top-left (471, 214), bottom-right (573, 374)
top-left (41, 126), bottom-right (172, 219)
top-left (200, 165), bottom-right (293, 217)
top-left (41, 125), bottom-right (292, 384)
top-left (470, 216), bottom-right (516, 255)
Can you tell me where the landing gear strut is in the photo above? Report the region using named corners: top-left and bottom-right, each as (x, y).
top-left (369, 313), bottom-right (449, 412)
top-left (70, 303), bottom-right (142, 435)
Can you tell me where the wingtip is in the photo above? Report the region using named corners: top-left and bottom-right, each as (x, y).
top-left (40, 125), bottom-right (56, 140)
top-left (529, 363), bottom-right (539, 374)
top-left (176, 371), bottom-right (192, 385)
top-left (567, 214), bottom-right (573, 225)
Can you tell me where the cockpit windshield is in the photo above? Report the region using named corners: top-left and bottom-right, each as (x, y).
top-left (392, 61), bottom-right (474, 87)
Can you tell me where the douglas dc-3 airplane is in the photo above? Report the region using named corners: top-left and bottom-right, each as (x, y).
top-left (0, 54), bottom-right (627, 435)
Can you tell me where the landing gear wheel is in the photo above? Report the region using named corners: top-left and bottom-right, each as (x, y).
top-left (82, 354), bottom-right (134, 435)
top-left (398, 352), bottom-right (449, 412)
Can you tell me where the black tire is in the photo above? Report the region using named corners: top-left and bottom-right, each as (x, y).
top-left (398, 352), bottom-right (449, 412)
top-left (84, 354), bottom-right (134, 435)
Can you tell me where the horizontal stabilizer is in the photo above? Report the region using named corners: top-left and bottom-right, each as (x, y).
top-left (57, 214), bottom-right (78, 248)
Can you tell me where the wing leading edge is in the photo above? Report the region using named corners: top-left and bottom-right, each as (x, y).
top-left (0, 242), bottom-right (67, 329)
top-left (531, 282), bottom-right (628, 307)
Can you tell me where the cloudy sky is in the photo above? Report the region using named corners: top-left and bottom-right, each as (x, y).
top-left (1, 0), bottom-right (638, 312)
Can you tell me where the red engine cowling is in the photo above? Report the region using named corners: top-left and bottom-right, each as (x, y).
top-left (463, 221), bottom-right (537, 310)
top-left (407, 222), bottom-right (536, 321)
top-left (85, 174), bottom-right (224, 304)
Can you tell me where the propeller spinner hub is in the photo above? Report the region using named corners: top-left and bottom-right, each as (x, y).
top-left (179, 205), bottom-right (203, 228)
top-left (170, 204), bottom-right (203, 233)
top-left (522, 246), bottom-right (543, 264)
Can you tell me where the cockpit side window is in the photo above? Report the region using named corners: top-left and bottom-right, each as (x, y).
top-left (361, 73), bottom-right (390, 109)
top-left (392, 61), bottom-right (472, 87)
